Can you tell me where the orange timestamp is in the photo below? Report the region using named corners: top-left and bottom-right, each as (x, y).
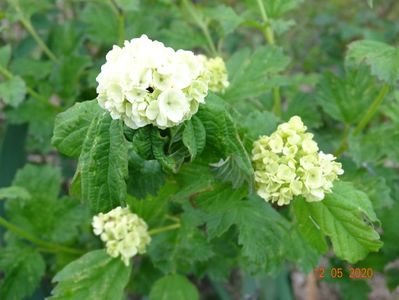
top-left (313, 267), bottom-right (374, 279)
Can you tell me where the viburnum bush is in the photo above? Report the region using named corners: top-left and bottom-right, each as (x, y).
top-left (0, 0), bottom-right (399, 299)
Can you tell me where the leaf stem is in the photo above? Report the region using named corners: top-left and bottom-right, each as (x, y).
top-left (256, 0), bottom-right (275, 45)
top-left (0, 216), bottom-right (84, 255)
top-left (335, 84), bottom-right (390, 156)
top-left (353, 84), bottom-right (390, 135)
top-left (108, 0), bottom-right (125, 45)
top-left (181, 0), bottom-right (218, 56)
top-left (255, 0), bottom-right (282, 117)
top-left (19, 18), bottom-right (59, 63)
top-left (148, 223), bottom-right (181, 236)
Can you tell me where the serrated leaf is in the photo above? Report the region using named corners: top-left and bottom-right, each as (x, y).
top-left (75, 113), bottom-right (128, 212)
top-left (80, 2), bottom-right (118, 45)
top-left (115, 0), bottom-right (140, 11)
top-left (13, 163), bottom-right (61, 200)
top-left (346, 40), bottom-right (399, 84)
top-left (263, 0), bottom-right (303, 17)
top-left (317, 68), bottom-right (379, 124)
top-left (204, 4), bottom-right (242, 36)
top-left (0, 44), bottom-right (11, 67)
top-left (348, 123), bottom-right (399, 164)
top-left (182, 116), bottom-right (206, 161)
top-left (127, 151), bottom-right (166, 199)
top-left (197, 94), bottom-right (253, 189)
top-left (6, 165), bottom-right (88, 243)
top-left (52, 100), bottom-right (102, 157)
top-left (0, 247), bottom-right (45, 300)
top-left (225, 46), bottom-right (290, 101)
top-left (195, 186), bottom-right (303, 272)
top-left (294, 181), bottom-right (382, 263)
top-left (0, 186), bottom-right (30, 201)
top-left (149, 274), bottom-right (199, 300)
top-left (49, 250), bottom-right (131, 300)
top-left (148, 215), bottom-right (214, 274)
top-left (0, 76), bottom-right (26, 107)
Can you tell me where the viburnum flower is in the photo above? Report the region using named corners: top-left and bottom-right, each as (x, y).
top-left (96, 35), bottom-right (209, 129)
top-left (92, 206), bottom-right (151, 266)
top-left (200, 56), bottom-right (229, 93)
top-left (252, 116), bottom-right (344, 206)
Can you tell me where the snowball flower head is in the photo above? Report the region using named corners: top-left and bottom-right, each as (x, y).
top-left (92, 206), bottom-right (151, 265)
top-left (96, 35), bottom-right (209, 129)
top-left (199, 56), bottom-right (229, 93)
top-left (252, 116), bottom-right (344, 206)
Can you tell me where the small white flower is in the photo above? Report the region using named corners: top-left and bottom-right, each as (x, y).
top-left (252, 116), bottom-right (343, 205)
top-left (92, 206), bottom-right (151, 266)
top-left (158, 88), bottom-right (189, 123)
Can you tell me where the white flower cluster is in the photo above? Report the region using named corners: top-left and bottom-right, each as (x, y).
top-left (96, 35), bottom-right (209, 129)
top-left (252, 116), bottom-right (344, 206)
top-left (200, 56), bottom-right (229, 93)
top-left (92, 206), bottom-right (151, 266)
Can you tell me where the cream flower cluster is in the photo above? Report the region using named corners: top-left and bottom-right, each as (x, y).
top-left (252, 116), bottom-right (344, 206)
top-left (96, 35), bottom-right (209, 129)
top-left (200, 56), bottom-right (229, 93)
top-left (92, 206), bottom-right (151, 266)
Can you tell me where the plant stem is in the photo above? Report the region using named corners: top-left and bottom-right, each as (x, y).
top-left (0, 216), bottom-right (84, 255)
top-left (19, 18), bottom-right (59, 63)
top-left (108, 0), bottom-right (125, 45)
top-left (148, 223), bottom-right (181, 236)
top-left (334, 124), bottom-right (349, 157)
top-left (335, 84), bottom-right (390, 156)
top-left (255, 0), bottom-right (282, 117)
top-left (181, 0), bottom-right (218, 56)
top-left (353, 84), bottom-right (390, 135)
top-left (256, 0), bottom-right (275, 44)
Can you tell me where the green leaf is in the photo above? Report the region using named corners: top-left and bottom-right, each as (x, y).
top-left (13, 163), bottom-right (61, 200)
top-left (10, 58), bottom-right (52, 80)
top-left (263, 0), bottom-right (303, 17)
top-left (182, 116), bottom-right (206, 161)
top-left (74, 113), bottom-right (128, 212)
top-left (348, 123), bottom-right (399, 164)
top-left (346, 40), bottom-right (399, 84)
top-left (49, 250), bottom-right (131, 300)
top-left (127, 151), bottom-right (166, 199)
top-left (52, 100), bottom-right (102, 157)
top-left (148, 212), bottom-right (213, 274)
top-left (317, 68), bottom-right (379, 124)
top-left (80, 2), bottom-right (118, 45)
top-left (0, 44), bottom-right (11, 67)
top-left (0, 76), bottom-right (26, 107)
top-left (293, 199), bottom-right (329, 254)
top-left (150, 127), bottom-right (187, 173)
top-left (197, 94), bottom-right (253, 189)
top-left (195, 186), bottom-right (305, 272)
top-left (7, 165), bottom-right (88, 243)
top-left (149, 274), bottom-right (199, 300)
top-left (0, 186), bottom-right (30, 201)
top-left (225, 46), bottom-right (290, 101)
top-left (204, 4), bottom-right (242, 36)
top-left (51, 55), bottom-right (92, 104)
top-left (293, 181), bottom-right (382, 263)
top-left (114, 0), bottom-right (140, 11)
top-left (0, 247), bottom-right (45, 300)
top-left (367, 0), bottom-right (373, 8)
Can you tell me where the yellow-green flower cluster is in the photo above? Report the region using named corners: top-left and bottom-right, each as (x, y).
top-left (200, 56), bottom-right (229, 93)
top-left (92, 206), bottom-right (151, 266)
top-left (252, 116), bottom-right (344, 206)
